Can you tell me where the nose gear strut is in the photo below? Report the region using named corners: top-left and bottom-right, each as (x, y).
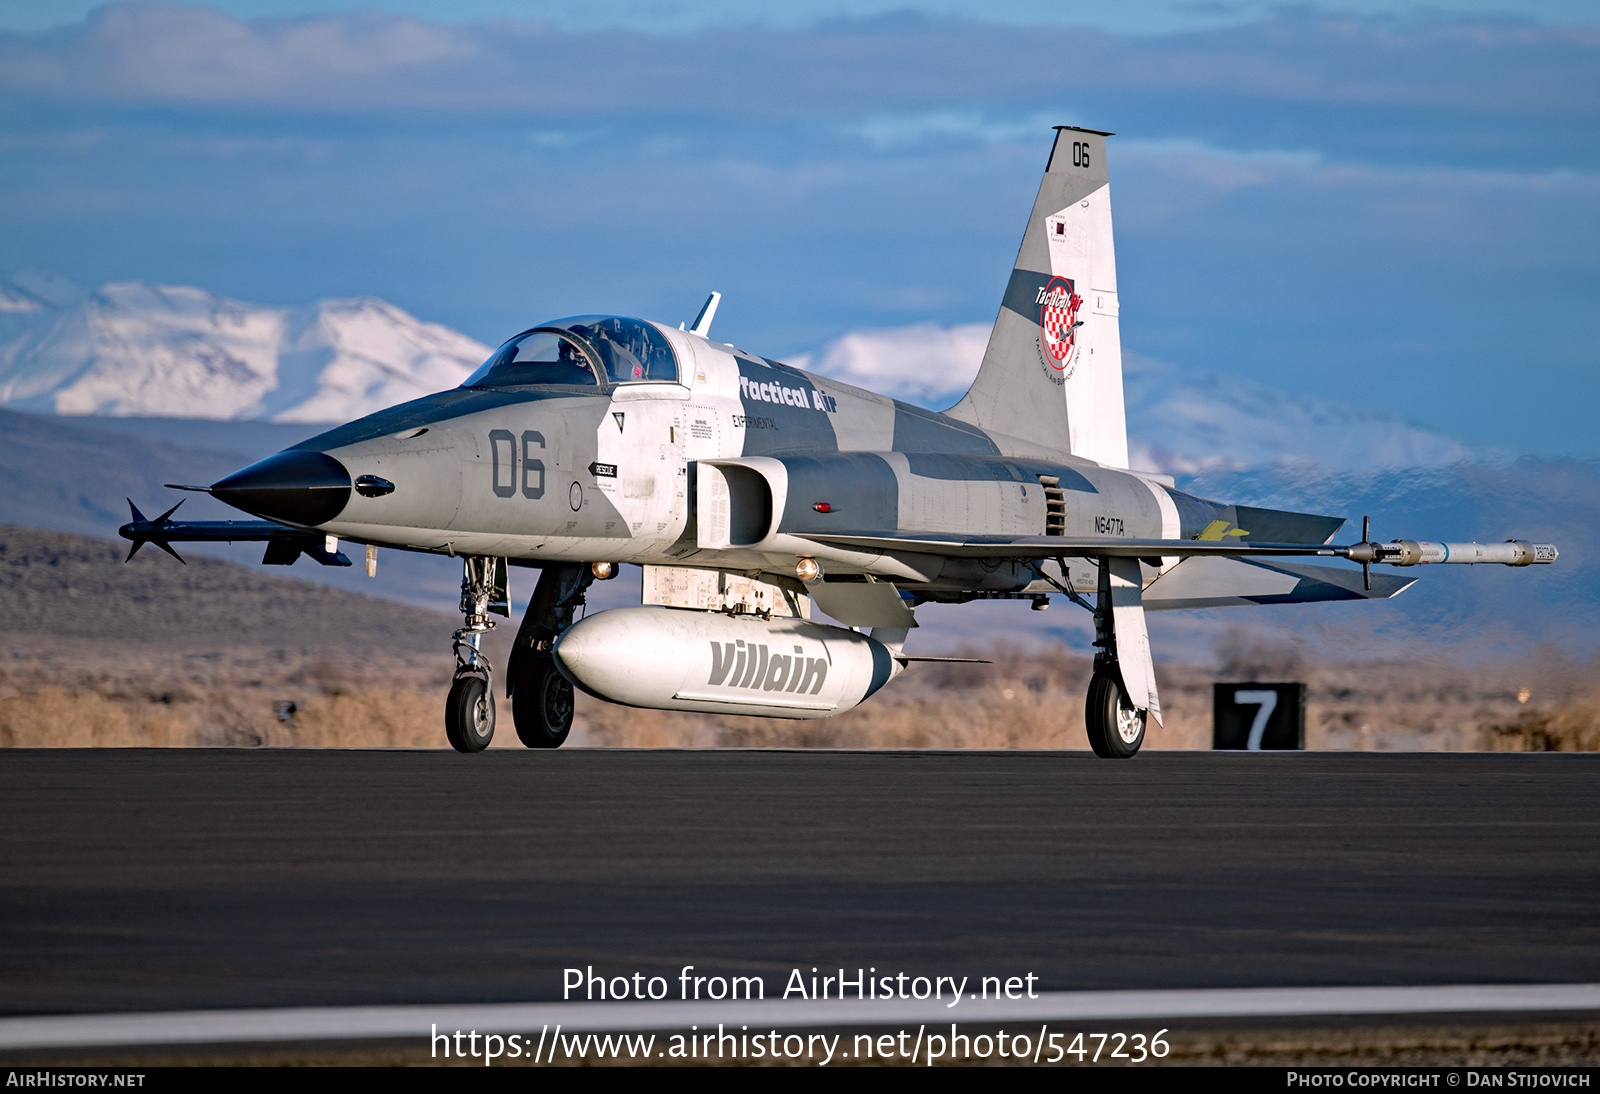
top-left (445, 556), bottom-right (509, 753)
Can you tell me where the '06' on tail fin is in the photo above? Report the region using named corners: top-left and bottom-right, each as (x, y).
top-left (946, 126), bottom-right (1128, 469)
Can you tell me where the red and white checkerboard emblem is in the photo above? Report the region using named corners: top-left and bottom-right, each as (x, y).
top-left (1038, 276), bottom-right (1083, 370)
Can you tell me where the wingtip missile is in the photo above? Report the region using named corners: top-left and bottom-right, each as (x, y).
top-left (119, 498), bottom-right (188, 564)
top-left (1343, 538), bottom-right (1557, 568)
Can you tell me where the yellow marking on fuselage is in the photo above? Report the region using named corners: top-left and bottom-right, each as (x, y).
top-left (1197, 520), bottom-right (1251, 541)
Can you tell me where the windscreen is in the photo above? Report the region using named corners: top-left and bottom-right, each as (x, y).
top-left (463, 330), bottom-right (601, 389)
top-left (463, 317), bottom-right (680, 390)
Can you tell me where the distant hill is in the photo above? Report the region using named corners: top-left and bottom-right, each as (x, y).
top-left (0, 407), bottom-right (253, 536)
top-left (0, 524), bottom-right (455, 650)
top-left (0, 406), bottom-right (467, 609)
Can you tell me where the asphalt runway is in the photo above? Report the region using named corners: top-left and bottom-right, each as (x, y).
top-left (3, 749), bottom-right (1598, 1018)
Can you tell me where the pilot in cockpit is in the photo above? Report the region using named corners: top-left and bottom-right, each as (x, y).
top-left (588, 322), bottom-right (647, 381)
top-left (556, 338), bottom-right (589, 373)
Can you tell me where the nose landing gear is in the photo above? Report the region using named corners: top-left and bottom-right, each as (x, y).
top-left (445, 556), bottom-right (508, 753)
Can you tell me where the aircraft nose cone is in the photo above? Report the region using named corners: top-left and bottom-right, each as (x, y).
top-left (211, 450), bottom-right (352, 527)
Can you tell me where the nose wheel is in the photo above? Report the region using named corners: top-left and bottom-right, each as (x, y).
top-left (445, 672), bottom-right (495, 753)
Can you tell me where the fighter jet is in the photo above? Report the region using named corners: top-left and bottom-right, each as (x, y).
top-left (122, 126), bottom-right (1557, 758)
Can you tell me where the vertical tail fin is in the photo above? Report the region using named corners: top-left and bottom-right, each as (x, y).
top-left (946, 127), bottom-right (1127, 468)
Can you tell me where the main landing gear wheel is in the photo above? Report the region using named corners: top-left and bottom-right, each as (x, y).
top-left (513, 657), bottom-right (574, 749)
top-left (1085, 672), bottom-right (1145, 759)
top-left (445, 673), bottom-right (495, 753)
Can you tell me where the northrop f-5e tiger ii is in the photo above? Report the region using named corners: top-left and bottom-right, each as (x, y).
top-left (122, 126), bottom-right (1557, 758)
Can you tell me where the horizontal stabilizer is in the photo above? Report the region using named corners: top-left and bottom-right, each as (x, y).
top-left (1143, 557), bottom-right (1413, 611)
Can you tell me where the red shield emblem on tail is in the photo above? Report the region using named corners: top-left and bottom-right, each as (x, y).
top-left (1039, 276), bottom-right (1083, 371)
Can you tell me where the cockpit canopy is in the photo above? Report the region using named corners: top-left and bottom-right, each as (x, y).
top-left (463, 315), bottom-right (679, 390)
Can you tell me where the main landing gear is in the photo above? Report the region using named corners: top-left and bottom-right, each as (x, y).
top-left (1082, 558), bottom-right (1146, 759)
top-left (506, 562), bottom-right (592, 749)
top-left (1033, 557), bottom-right (1146, 759)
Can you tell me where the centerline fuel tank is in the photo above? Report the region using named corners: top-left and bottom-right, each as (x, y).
top-left (551, 606), bottom-right (902, 719)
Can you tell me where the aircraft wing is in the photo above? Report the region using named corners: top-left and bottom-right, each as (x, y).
top-left (795, 532), bottom-right (1346, 561)
top-left (794, 531), bottom-right (1553, 592)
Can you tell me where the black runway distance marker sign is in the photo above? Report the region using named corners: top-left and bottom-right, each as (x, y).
top-left (1213, 683), bottom-right (1306, 750)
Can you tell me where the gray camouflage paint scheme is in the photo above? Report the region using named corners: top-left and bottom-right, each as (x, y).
top-left (290, 324), bottom-right (1382, 608)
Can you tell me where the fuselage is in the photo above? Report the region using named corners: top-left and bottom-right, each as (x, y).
top-left (217, 316), bottom-right (1222, 598)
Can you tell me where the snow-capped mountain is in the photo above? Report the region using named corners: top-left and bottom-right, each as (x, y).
top-left (801, 321), bottom-right (1478, 475)
top-left (1119, 353), bottom-right (1478, 475)
top-left (0, 276), bottom-right (490, 423)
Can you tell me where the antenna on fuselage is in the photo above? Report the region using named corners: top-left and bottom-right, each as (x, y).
top-left (687, 291), bottom-right (721, 337)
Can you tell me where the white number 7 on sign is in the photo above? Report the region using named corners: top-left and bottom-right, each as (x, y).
top-left (1233, 690), bottom-right (1279, 750)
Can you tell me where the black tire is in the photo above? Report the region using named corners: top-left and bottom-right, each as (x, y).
top-left (445, 673), bottom-right (495, 753)
top-left (512, 657), bottom-right (574, 749)
top-left (1085, 672), bottom-right (1145, 759)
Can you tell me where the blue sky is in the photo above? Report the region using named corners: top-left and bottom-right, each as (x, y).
top-left (0, 1), bottom-right (1595, 457)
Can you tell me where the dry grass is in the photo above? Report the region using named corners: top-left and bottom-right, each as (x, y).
top-left (3, 634), bottom-right (1596, 751)
top-left (1483, 700), bottom-right (1600, 752)
top-left (0, 639), bottom-right (460, 749)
